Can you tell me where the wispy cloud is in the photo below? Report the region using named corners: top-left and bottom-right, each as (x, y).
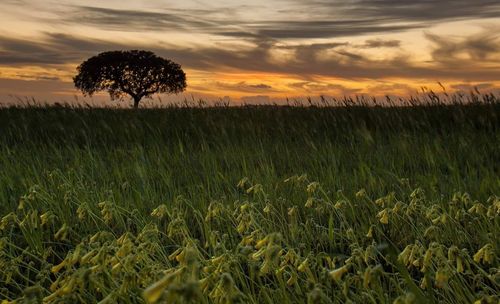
top-left (287, 0), bottom-right (500, 23)
top-left (1, 29), bottom-right (499, 82)
top-left (360, 39), bottom-right (401, 48)
top-left (215, 81), bottom-right (276, 93)
top-left (288, 81), bottom-right (362, 96)
top-left (60, 1), bottom-right (500, 40)
top-left (66, 6), bottom-right (220, 32)
top-left (425, 30), bottom-right (500, 62)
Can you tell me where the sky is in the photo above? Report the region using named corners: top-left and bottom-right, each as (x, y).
top-left (0, 0), bottom-right (499, 105)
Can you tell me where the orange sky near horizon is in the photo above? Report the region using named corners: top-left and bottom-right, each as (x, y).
top-left (0, 0), bottom-right (499, 105)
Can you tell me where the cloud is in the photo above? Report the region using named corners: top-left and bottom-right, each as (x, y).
top-left (16, 74), bottom-right (60, 81)
top-left (277, 42), bottom-right (348, 63)
top-left (2, 2), bottom-right (496, 76)
top-left (66, 6), bottom-right (218, 32)
top-left (0, 77), bottom-right (75, 99)
top-left (425, 30), bottom-right (500, 63)
top-left (289, 0), bottom-right (500, 23)
top-left (1, 25), bottom-right (499, 95)
top-left (248, 84), bottom-right (272, 89)
top-left (252, 21), bottom-right (419, 39)
top-left (365, 83), bottom-right (416, 95)
top-left (450, 83), bottom-right (498, 92)
top-left (288, 81), bottom-right (362, 96)
top-left (0, 33), bottom-right (123, 65)
top-left (215, 81), bottom-right (275, 93)
top-left (59, 6), bottom-right (411, 40)
top-left (360, 39), bottom-right (401, 48)
top-left (2, 0), bottom-right (25, 4)
top-left (1, 1), bottom-right (498, 99)
top-left (59, 1), bottom-right (500, 41)
top-left (334, 50), bottom-right (365, 61)
top-left (243, 0), bottom-right (500, 39)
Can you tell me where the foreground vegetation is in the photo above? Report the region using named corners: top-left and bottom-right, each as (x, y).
top-left (0, 96), bottom-right (499, 303)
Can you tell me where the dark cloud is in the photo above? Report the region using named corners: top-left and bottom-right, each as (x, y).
top-left (249, 84), bottom-right (272, 89)
top-left (354, 0), bottom-right (500, 21)
top-left (0, 37), bottom-right (64, 64)
top-left (0, 29), bottom-right (499, 84)
top-left (68, 6), bottom-right (218, 32)
top-left (335, 50), bottom-right (365, 61)
top-left (0, 33), bottom-right (124, 65)
top-left (276, 42), bottom-right (348, 64)
top-left (225, 0), bottom-right (500, 39)
top-left (361, 39), bottom-right (401, 48)
top-left (290, 0), bottom-right (500, 23)
top-left (278, 42), bottom-right (348, 50)
top-left (213, 31), bottom-right (261, 39)
top-left (215, 81), bottom-right (275, 93)
top-left (254, 21), bottom-right (419, 39)
top-left (425, 30), bottom-right (500, 62)
top-left (62, 6), bottom-right (419, 39)
top-left (59, 1), bottom-right (500, 41)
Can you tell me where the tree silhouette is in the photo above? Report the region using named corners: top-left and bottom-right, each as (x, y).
top-left (74, 50), bottom-right (187, 108)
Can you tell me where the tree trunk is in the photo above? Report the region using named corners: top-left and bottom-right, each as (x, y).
top-left (133, 97), bottom-right (141, 109)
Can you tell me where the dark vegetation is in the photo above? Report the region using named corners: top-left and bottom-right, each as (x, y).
top-left (0, 99), bottom-right (498, 303)
top-left (1, 102), bottom-right (498, 205)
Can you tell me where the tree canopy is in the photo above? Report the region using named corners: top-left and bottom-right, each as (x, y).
top-left (74, 50), bottom-right (187, 108)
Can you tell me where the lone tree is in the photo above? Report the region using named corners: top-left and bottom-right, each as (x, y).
top-left (74, 50), bottom-right (187, 108)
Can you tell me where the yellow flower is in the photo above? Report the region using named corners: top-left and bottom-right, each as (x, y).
top-left (237, 177), bottom-right (249, 189)
top-left (398, 245), bottom-right (412, 265)
top-left (305, 197), bottom-right (314, 208)
top-left (355, 189), bottom-right (367, 199)
top-left (40, 211), bottom-right (56, 226)
top-left (263, 204), bottom-right (271, 213)
top-left (143, 269), bottom-right (183, 304)
top-left (297, 258), bottom-right (309, 272)
top-left (329, 265), bottom-right (349, 282)
top-left (51, 260), bottom-right (67, 274)
top-left (306, 182), bottom-right (320, 194)
top-left (255, 236), bottom-right (269, 249)
top-left (366, 226), bottom-right (374, 238)
top-left (168, 248), bottom-right (183, 261)
top-left (151, 204), bottom-right (168, 219)
top-left (377, 209), bottom-right (390, 224)
top-left (474, 244), bottom-right (495, 264)
top-left (239, 234), bottom-right (254, 246)
top-left (175, 249), bottom-right (186, 264)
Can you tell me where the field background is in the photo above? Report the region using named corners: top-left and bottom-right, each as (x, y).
top-left (1, 104), bottom-right (499, 209)
top-left (0, 102), bottom-right (499, 303)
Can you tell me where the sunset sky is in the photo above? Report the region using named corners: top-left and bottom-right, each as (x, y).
top-left (0, 0), bottom-right (499, 104)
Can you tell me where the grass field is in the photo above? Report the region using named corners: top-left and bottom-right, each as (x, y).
top-left (0, 98), bottom-right (499, 303)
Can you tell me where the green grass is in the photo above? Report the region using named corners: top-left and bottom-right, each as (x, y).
top-left (0, 100), bottom-right (499, 303)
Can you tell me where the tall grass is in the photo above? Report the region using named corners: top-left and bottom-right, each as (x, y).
top-left (0, 97), bottom-right (498, 303)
